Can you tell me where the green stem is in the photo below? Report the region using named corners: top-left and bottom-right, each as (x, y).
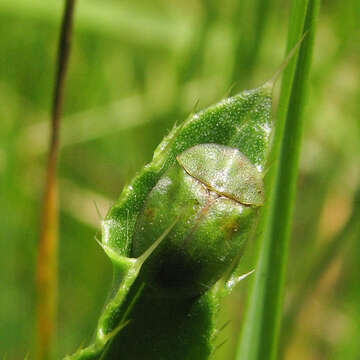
top-left (236, 1), bottom-right (320, 359)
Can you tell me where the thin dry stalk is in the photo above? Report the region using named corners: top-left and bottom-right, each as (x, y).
top-left (35, 1), bottom-right (77, 359)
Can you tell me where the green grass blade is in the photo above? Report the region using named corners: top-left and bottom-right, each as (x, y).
top-left (236, 1), bottom-right (321, 360)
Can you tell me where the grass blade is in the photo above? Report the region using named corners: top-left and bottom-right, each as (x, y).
top-left (35, 1), bottom-right (76, 358)
top-left (236, 1), bottom-right (321, 359)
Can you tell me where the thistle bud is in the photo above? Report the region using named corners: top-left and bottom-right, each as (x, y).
top-left (69, 83), bottom-right (274, 359)
top-left (132, 144), bottom-right (264, 298)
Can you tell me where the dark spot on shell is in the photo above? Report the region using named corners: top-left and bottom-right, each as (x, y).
top-left (145, 207), bottom-right (156, 221)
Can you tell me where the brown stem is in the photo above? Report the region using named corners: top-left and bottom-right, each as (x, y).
top-left (35, 1), bottom-right (77, 359)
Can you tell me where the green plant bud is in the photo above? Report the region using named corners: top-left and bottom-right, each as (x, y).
top-left (132, 144), bottom-right (263, 298)
top-left (102, 84), bottom-right (272, 259)
top-left (67, 83), bottom-right (274, 359)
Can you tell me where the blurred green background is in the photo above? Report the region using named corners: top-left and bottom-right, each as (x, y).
top-left (0, 0), bottom-right (359, 358)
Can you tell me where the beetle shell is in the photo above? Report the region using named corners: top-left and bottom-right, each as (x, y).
top-left (178, 144), bottom-right (264, 206)
top-left (132, 144), bottom-right (264, 298)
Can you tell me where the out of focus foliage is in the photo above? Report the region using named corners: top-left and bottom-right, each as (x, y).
top-left (0, 0), bottom-right (359, 359)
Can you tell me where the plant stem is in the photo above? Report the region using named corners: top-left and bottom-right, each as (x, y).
top-left (236, 1), bottom-right (320, 360)
top-left (35, 1), bottom-right (76, 359)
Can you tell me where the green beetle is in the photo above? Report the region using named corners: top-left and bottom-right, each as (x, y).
top-left (132, 143), bottom-right (264, 298)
